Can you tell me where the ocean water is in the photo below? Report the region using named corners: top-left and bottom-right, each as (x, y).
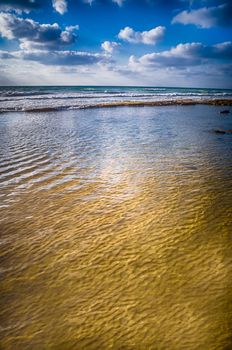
top-left (0, 85), bottom-right (232, 112)
top-left (0, 102), bottom-right (232, 350)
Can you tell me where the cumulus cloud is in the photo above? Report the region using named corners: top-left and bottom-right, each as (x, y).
top-left (83, 0), bottom-right (125, 5)
top-left (0, 50), bottom-right (15, 59)
top-left (0, 13), bottom-right (79, 50)
top-left (0, 0), bottom-right (67, 14)
top-left (172, 2), bottom-right (232, 28)
top-left (21, 50), bottom-right (109, 65)
top-left (0, 48), bottom-right (110, 66)
top-left (129, 41), bottom-right (232, 70)
top-left (118, 26), bottom-right (165, 45)
top-left (112, 0), bottom-right (125, 6)
top-left (52, 0), bottom-right (67, 14)
top-left (101, 41), bottom-right (120, 53)
top-left (0, 0), bottom-right (44, 13)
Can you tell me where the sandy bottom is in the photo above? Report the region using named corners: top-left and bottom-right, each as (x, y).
top-left (0, 105), bottom-right (232, 350)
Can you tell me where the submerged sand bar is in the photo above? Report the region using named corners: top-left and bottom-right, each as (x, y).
top-left (1, 98), bottom-right (232, 113)
top-left (87, 98), bottom-right (232, 109)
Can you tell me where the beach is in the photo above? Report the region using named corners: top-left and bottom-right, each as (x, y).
top-left (0, 95), bottom-right (232, 349)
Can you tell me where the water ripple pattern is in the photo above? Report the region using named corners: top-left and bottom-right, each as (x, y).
top-left (0, 105), bottom-right (232, 350)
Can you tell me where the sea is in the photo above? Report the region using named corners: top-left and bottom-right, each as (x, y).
top-left (0, 86), bottom-right (232, 350)
top-left (0, 85), bottom-right (232, 112)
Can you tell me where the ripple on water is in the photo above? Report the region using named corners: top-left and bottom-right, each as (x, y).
top-left (0, 105), bottom-right (232, 350)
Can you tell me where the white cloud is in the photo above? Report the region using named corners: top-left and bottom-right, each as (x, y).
top-left (0, 0), bottom-right (42, 13)
top-left (0, 50), bottom-right (15, 59)
top-left (3, 41), bottom-right (231, 69)
top-left (101, 41), bottom-right (120, 53)
top-left (83, 0), bottom-right (94, 4)
top-left (128, 41), bottom-right (232, 71)
top-left (118, 26), bottom-right (165, 45)
top-left (0, 48), bottom-right (110, 66)
top-left (112, 0), bottom-right (125, 6)
top-left (172, 3), bottom-right (232, 28)
top-left (52, 0), bottom-right (68, 15)
top-left (83, 0), bottom-right (125, 5)
top-left (20, 49), bottom-right (109, 65)
top-left (0, 58), bottom-right (138, 86)
top-left (1, 48), bottom-right (232, 88)
top-left (0, 13), bottom-right (79, 50)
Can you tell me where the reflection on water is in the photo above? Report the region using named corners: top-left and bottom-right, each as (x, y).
top-left (0, 106), bottom-right (232, 350)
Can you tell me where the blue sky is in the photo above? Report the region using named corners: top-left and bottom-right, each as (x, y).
top-left (0, 0), bottom-right (232, 87)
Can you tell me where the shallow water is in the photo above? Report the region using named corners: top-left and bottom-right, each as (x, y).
top-left (0, 105), bottom-right (232, 350)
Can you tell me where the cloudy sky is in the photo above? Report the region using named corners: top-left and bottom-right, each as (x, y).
top-left (0, 0), bottom-right (231, 87)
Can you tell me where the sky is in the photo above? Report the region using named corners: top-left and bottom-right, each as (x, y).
top-left (0, 0), bottom-right (232, 87)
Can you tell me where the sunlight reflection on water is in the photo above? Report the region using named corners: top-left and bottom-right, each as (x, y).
top-left (0, 105), bottom-right (232, 350)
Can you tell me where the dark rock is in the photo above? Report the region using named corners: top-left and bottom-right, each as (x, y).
top-left (214, 129), bottom-right (232, 134)
top-left (214, 129), bottom-right (226, 134)
top-left (220, 110), bottom-right (230, 114)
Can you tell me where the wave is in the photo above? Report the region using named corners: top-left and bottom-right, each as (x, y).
top-left (1, 92), bottom-right (232, 105)
top-left (0, 90), bottom-right (51, 97)
top-left (1, 86), bottom-right (232, 97)
top-left (0, 93), bottom-right (161, 102)
top-left (1, 98), bottom-right (232, 113)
